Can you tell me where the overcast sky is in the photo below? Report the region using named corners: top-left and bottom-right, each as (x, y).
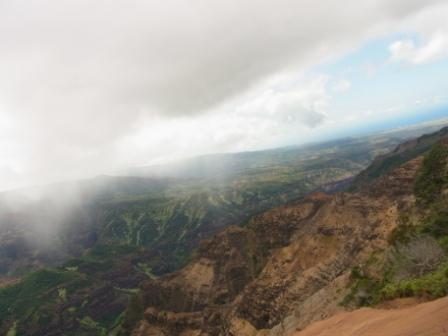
top-left (1, 0), bottom-right (448, 191)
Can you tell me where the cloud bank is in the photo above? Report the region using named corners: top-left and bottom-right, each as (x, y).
top-left (0, 0), bottom-right (447, 190)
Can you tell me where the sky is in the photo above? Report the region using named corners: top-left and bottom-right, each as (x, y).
top-left (0, 0), bottom-right (448, 191)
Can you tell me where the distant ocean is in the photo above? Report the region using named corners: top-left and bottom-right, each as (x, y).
top-left (332, 104), bottom-right (448, 140)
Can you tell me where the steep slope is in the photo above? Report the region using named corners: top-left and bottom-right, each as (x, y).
top-left (352, 125), bottom-right (448, 188)
top-left (128, 127), bottom-right (448, 336)
top-left (129, 157), bottom-right (422, 335)
top-left (294, 296), bottom-right (448, 336)
top-left (1, 122), bottom-right (448, 335)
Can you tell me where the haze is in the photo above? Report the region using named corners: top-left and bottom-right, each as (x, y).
top-left (1, 0), bottom-right (448, 191)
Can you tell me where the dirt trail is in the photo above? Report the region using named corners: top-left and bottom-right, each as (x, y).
top-left (295, 296), bottom-right (448, 336)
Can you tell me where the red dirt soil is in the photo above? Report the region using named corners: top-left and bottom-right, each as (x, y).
top-left (295, 296), bottom-right (448, 336)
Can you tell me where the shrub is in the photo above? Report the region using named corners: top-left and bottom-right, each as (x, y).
top-left (341, 266), bottom-right (386, 307)
top-left (423, 209), bottom-right (448, 238)
top-left (414, 142), bottom-right (448, 204)
top-left (381, 262), bottom-right (448, 300)
top-left (388, 224), bottom-right (418, 245)
top-left (120, 294), bottom-right (144, 333)
top-left (439, 236), bottom-right (448, 252)
top-left (390, 236), bottom-right (445, 280)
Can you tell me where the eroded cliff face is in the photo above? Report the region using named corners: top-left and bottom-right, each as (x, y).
top-left (130, 157), bottom-right (423, 336)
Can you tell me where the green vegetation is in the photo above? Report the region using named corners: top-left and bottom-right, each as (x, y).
top-left (381, 262), bottom-right (448, 300)
top-left (343, 236), bottom-right (448, 306)
top-left (423, 209), bottom-right (448, 240)
top-left (414, 142), bottom-right (448, 204)
top-left (120, 294), bottom-right (144, 333)
top-left (387, 213), bottom-right (420, 245)
top-left (341, 268), bottom-right (385, 306)
top-left (0, 268), bottom-right (77, 318)
top-left (0, 244), bottom-right (144, 335)
top-left (6, 322), bottom-right (17, 336)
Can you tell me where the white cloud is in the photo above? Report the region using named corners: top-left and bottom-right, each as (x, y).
top-left (389, 3), bottom-right (448, 65)
top-left (390, 32), bottom-right (448, 64)
top-left (238, 75), bottom-right (329, 127)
